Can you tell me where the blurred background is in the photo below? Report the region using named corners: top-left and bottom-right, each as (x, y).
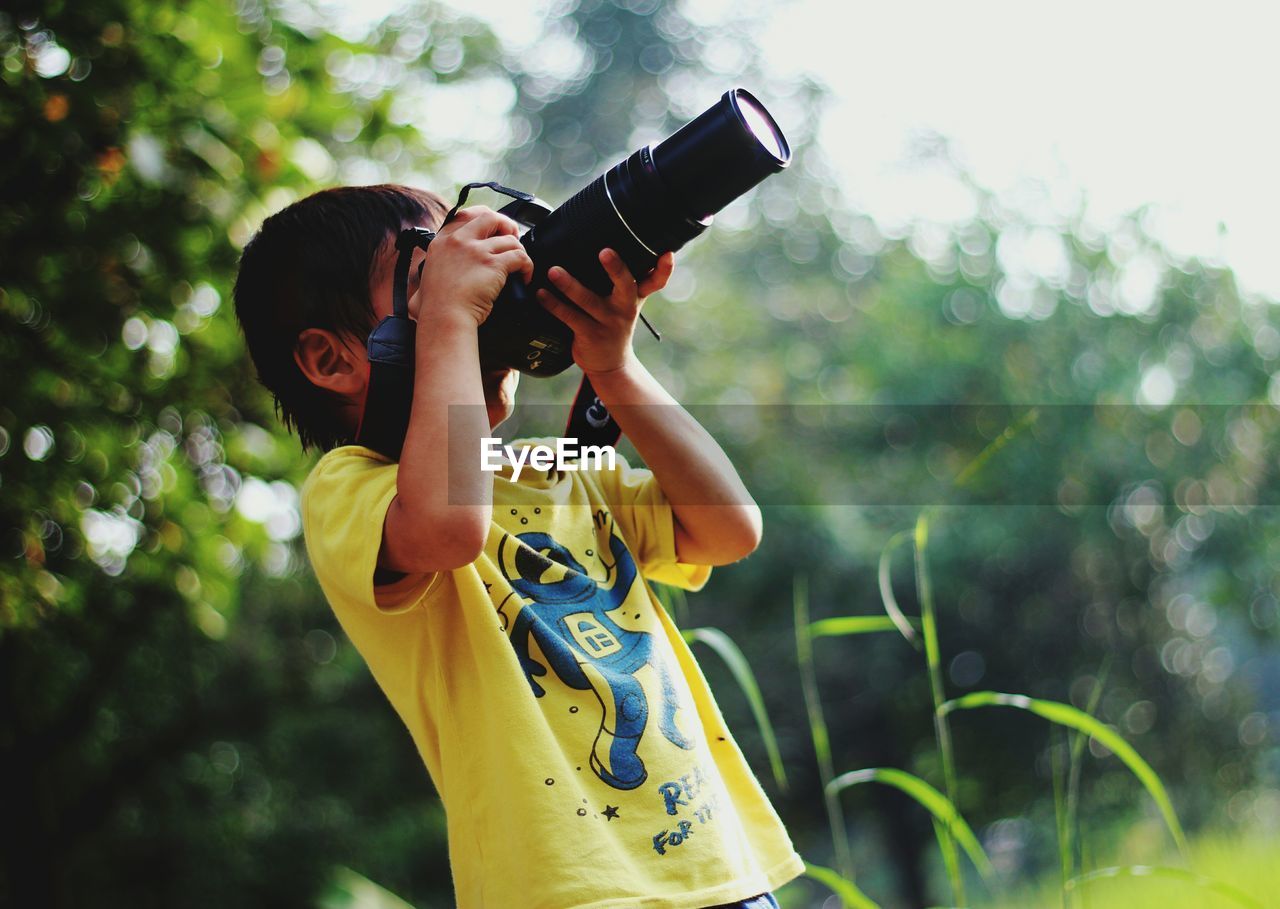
top-left (1, 1), bottom-right (1278, 907)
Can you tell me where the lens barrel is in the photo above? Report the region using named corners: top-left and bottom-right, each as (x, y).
top-left (482, 87), bottom-right (791, 376)
top-left (651, 88), bottom-right (791, 221)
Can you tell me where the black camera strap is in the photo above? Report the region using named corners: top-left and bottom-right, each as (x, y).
top-left (444, 181), bottom-right (535, 225)
top-left (354, 227), bottom-right (436, 460)
top-left (564, 376), bottom-right (621, 449)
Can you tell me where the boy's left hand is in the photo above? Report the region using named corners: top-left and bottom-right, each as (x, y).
top-left (536, 249), bottom-right (674, 376)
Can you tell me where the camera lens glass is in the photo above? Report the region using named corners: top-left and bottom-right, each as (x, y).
top-left (736, 90), bottom-right (787, 162)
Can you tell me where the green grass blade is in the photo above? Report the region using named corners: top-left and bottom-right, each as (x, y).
top-left (1066, 865), bottom-right (1263, 909)
top-left (940, 691), bottom-right (1189, 857)
top-left (1081, 836), bottom-right (1095, 906)
top-left (1051, 735), bottom-right (1071, 909)
top-left (810, 615), bottom-right (915, 638)
top-left (878, 529), bottom-right (921, 648)
top-left (794, 575), bottom-right (854, 881)
top-left (828, 767), bottom-right (996, 882)
top-left (682, 626), bottom-right (787, 793)
top-left (1064, 658), bottom-right (1110, 909)
top-left (321, 866), bottom-right (416, 909)
top-left (653, 582), bottom-right (690, 627)
top-left (933, 816), bottom-right (965, 906)
top-left (915, 516), bottom-right (944, 702)
top-left (802, 861), bottom-right (883, 909)
top-left (914, 513), bottom-right (967, 906)
top-left (952, 408), bottom-right (1040, 490)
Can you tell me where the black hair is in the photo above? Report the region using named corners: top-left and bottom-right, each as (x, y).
top-left (233, 184), bottom-right (448, 451)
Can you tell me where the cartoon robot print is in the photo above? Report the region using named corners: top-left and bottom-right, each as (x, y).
top-left (498, 522), bottom-right (695, 790)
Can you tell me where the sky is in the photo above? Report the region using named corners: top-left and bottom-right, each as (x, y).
top-left (751, 0), bottom-right (1280, 300)
top-left (427, 0), bottom-right (1280, 300)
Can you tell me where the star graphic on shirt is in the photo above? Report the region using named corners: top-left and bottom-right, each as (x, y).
top-left (602, 805), bottom-right (619, 821)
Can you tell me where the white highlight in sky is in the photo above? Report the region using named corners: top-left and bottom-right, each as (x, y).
top-left (755, 0), bottom-right (1280, 299)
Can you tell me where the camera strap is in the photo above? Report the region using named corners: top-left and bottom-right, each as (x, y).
top-left (443, 181), bottom-right (535, 225)
top-left (565, 376), bottom-right (621, 449)
top-left (353, 227), bottom-right (435, 460)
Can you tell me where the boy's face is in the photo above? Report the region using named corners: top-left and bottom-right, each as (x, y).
top-left (366, 231), bottom-right (520, 430)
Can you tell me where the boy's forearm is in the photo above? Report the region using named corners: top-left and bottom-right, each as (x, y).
top-left (587, 356), bottom-right (762, 564)
top-left (383, 314), bottom-right (493, 571)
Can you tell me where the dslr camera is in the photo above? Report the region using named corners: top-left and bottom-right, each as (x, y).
top-left (359, 88), bottom-right (791, 458)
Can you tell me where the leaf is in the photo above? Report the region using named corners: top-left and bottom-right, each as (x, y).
top-left (653, 582), bottom-right (690, 627)
top-left (827, 767), bottom-right (996, 882)
top-left (320, 866), bottom-right (417, 909)
top-left (794, 574), bottom-right (854, 881)
top-left (809, 615), bottom-right (914, 638)
top-left (951, 408), bottom-right (1040, 490)
top-left (682, 626), bottom-right (787, 793)
top-left (877, 529), bottom-right (921, 648)
top-left (940, 691), bottom-right (1189, 857)
top-left (802, 861), bottom-right (883, 909)
top-left (913, 512), bottom-right (967, 906)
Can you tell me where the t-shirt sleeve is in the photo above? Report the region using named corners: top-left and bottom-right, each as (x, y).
top-left (300, 447), bottom-right (438, 614)
top-left (589, 451), bottom-right (712, 592)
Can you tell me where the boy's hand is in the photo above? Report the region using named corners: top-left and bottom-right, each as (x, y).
top-left (536, 249), bottom-right (674, 375)
top-left (385, 206), bottom-right (532, 577)
top-left (417, 206), bottom-right (535, 327)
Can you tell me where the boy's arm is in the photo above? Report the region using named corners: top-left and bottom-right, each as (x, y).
top-left (537, 251), bottom-right (762, 566)
top-left (380, 208), bottom-right (533, 575)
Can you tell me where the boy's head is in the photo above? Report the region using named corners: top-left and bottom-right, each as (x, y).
top-left (235, 184), bottom-right (516, 451)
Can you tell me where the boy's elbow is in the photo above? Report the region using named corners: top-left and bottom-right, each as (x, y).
top-left (728, 505), bottom-right (764, 560)
top-left (384, 501), bottom-right (489, 573)
top-left (431, 517), bottom-right (489, 570)
top-left (675, 504), bottom-right (763, 565)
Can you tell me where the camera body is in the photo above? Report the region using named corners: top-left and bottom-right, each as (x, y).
top-left (475, 195), bottom-right (568, 376)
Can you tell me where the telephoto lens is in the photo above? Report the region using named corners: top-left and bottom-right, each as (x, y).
top-left (478, 87), bottom-right (791, 376)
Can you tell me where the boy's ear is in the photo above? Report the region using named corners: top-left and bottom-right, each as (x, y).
top-left (294, 328), bottom-right (366, 396)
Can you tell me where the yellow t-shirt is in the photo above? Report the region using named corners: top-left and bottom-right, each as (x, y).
top-left (300, 443), bottom-right (803, 909)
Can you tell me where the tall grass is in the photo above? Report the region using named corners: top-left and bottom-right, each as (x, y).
top-left (1056, 658), bottom-right (1109, 908)
top-left (320, 867), bottom-right (416, 909)
top-left (938, 692), bottom-right (1189, 859)
top-left (826, 767), bottom-right (996, 882)
top-left (793, 574), bottom-right (854, 881)
top-left (913, 513), bottom-right (968, 905)
top-left (776, 516), bottom-right (1206, 907)
top-left (683, 626), bottom-right (788, 792)
top-left (678, 407), bottom-right (1267, 907)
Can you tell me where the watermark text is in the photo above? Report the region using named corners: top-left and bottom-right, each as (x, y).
top-left (480, 437), bottom-right (617, 481)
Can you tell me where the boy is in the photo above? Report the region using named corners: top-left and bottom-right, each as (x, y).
top-left (234, 185), bottom-right (803, 908)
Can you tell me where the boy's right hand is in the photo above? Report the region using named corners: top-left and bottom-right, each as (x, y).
top-left (381, 208), bottom-right (531, 577)
top-left (415, 206), bottom-right (534, 327)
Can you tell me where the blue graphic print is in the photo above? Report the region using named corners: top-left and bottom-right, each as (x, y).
top-left (499, 527), bottom-right (694, 790)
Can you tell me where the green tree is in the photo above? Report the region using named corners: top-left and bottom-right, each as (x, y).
top-left (1, 2), bottom-right (500, 905)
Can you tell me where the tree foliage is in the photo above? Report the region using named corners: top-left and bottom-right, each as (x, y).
top-left (1, 1), bottom-right (498, 904)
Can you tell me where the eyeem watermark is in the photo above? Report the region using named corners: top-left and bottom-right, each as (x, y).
top-left (481, 437), bottom-right (617, 481)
